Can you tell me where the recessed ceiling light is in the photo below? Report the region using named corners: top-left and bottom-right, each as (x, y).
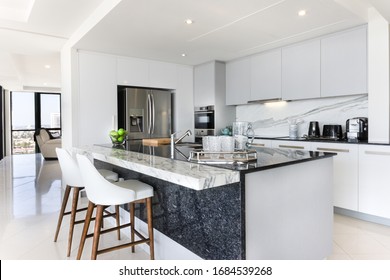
top-left (44, 64), bottom-right (51, 69)
top-left (181, 53), bottom-right (187, 57)
top-left (184, 19), bottom-right (193, 25)
top-left (298, 10), bottom-right (306, 16)
top-left (43, 82), bottom-right (48, 86)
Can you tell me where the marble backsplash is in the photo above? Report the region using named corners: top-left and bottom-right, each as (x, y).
top-left (236, 94), bottom-right (368, 137)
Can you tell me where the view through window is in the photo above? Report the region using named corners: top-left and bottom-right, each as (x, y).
top-left (11, 92), bottom-right (61, 154)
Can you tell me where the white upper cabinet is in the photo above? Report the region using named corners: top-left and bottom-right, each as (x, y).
top-left (117, 57), bottom-right (178, 89)
top-left (226, 57), bottom-right (251, 105)
top-left (321, 25), bottom-right (367, 97)
top-left (250, 48), bottom-right (282, 101)
top-left (282, 39), bottom-right (321, 101)
top-left (149, 61), bottom-right (177, 89)
top-left (194, 62), bottom-right (216, 107)
top-left (117, 57), bottom-right (149, 87)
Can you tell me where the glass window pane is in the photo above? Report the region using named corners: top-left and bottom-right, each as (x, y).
top-left (40, 94), bottom-right (60, 129)
top-left (11, 91), bottom-right (35, 130)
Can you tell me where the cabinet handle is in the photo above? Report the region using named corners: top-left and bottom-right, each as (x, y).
top-left (251, 143), bottom-right (265, 147)
top-left (279, 145), bottom-right (305, 149)
top-left (317, 147), bottom-right (349, 153)
top-left (365, 151), bottom-right (390, 156)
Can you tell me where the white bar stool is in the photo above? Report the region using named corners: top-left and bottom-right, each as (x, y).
top-left (54, 148), bottom-right (120, 257)
top-left (76, 154), bottom-right (155, 260)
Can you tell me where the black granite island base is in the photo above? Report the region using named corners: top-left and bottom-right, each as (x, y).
top-left (96, 160), bottom-right (245, 260)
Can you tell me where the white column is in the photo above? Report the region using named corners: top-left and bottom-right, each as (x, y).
top-left (368, 8), bottom-right (390, 143)
top-left (60, 47), bottom-right (80, 150)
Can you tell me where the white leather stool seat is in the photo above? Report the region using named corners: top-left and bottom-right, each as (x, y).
top-left (114, 179), bottom-right (154, 201)
top-left (97, 169), bottom-right (118, 182)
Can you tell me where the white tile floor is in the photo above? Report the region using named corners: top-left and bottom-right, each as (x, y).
top-left (1, 153), bottom-right (390, 260)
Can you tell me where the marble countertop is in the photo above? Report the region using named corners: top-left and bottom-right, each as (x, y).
top-left (74, 145), bottom-right (240, 191)
top-left (74, 143), bottom-right (335, 190)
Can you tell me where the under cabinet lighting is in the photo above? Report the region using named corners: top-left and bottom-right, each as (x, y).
top-left (264, 100), bottom-right (288, 107)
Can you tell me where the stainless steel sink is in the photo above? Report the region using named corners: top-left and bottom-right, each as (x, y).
top-left (175, 142), bottom-right (203, 148)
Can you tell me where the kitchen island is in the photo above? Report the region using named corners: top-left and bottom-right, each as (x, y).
top-left (74, 143), bottom-right (335, 260)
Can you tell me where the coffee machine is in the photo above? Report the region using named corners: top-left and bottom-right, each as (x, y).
top-left (346, 117), bottom-right (368, 141)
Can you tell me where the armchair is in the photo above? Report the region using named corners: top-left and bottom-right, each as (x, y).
top-left (35, 128), bottom-right (61, 159)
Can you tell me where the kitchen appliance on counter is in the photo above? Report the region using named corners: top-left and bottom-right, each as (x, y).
top-left (194, 106), bottom-right (215, 143)
top-left (308, 121), bottom-right (320, 138)
top-left (346, 117), bottom-right (368, 141)
top-left (322, 124), bottom-right (343, 140)
top-left (118, 87), bottom-right (173, 140)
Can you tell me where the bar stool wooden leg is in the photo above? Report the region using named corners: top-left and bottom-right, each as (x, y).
top-left (91, 205), bottom-right (104, 260)
top-left (54, 185), bottom-right (71, 242)
top-left (146, 197), bottom-right (154, 260)
top-left (67, 187), bottom-right (80, 257)
top-left (77, 201), bottom-right (95, 260)
top-left (115, 205), bottom-right (121, 240)
top-left (130, 202), bottom-right (135, 253)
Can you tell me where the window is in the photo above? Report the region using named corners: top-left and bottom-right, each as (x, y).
top-left (11, 92), bottom-right (36, 154)
top-left (11, 91), bottom-right (61, 154)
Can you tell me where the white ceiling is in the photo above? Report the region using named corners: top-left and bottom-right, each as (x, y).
top-left (0, 0), bottom-right (389, 91)
top-left (0, 0), bottom-right (104, 91)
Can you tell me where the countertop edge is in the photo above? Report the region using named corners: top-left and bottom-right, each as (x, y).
top-left (73, 145), bottom-right (240, 191)
top-left (254, 136), bottom-right (390, 145)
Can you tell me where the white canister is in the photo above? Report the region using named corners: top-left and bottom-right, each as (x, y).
top-left (220, 136), bottom-right (234, 159)
top-left (289, 124), bottom-right (298, 139)
top-left (208, 136), bottom-right (221, 159)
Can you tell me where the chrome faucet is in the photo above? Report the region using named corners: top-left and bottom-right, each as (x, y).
top-left (170, 129), bottom-right (192, 159)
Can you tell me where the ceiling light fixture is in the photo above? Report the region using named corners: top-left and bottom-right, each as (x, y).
top-left (298, 10), bottom-right (306, 16)
top-left (184, 19), bottom-right (193, 25)
top-left (44, 64), bottom-right (51, 69)
top-left (181, 53), bottom-right (187, 57)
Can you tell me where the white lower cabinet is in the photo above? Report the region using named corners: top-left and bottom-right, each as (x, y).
top-left (251, 139), bottom-right (272, 148)
top-left (358, 145), bottom-right (390, 219)
top-left (311, 143), bottom-right (359, 211)
top-left (271, 140), bottom-right (312, 150)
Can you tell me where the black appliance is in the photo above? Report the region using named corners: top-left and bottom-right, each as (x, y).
top-left (346, 117), bottom-right (368, 141)
top-left (322, 125), bottom-right (343, 140)
top-left (194, 105), bottom-right (215, 143)
top-left (308, 121), bottom-right (320, 138)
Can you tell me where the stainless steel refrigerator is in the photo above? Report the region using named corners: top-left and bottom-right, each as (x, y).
top-left (123, 88), bottom-right (172, 140)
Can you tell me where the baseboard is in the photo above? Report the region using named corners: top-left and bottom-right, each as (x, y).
top-left (334, 207), bottom-right (390, 227)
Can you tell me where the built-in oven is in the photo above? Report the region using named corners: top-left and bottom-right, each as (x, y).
top-left (194, 106), bottom-right (215, 143)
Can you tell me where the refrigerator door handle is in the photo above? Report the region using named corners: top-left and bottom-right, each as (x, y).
top-left (147, 93), bottom-right (152, 135)
top-left (151, 93), bottom-right (155, 134)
